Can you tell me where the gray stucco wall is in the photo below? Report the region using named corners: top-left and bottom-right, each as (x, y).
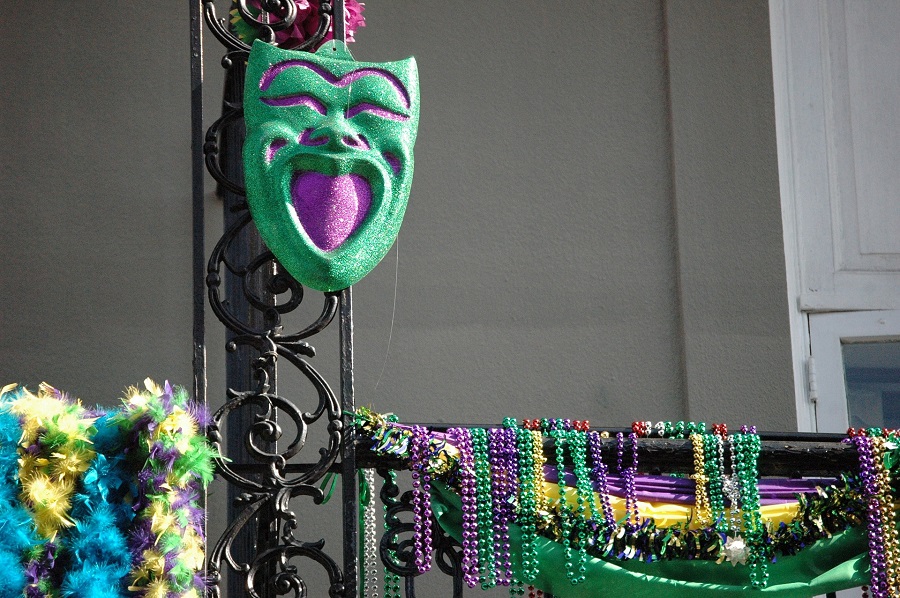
top-left (665, 1), bottom-right (795, 426)
top-left (0, 0), bottom-right (792, 425)
top-left (1, 1), bottom-right (794, 594)
top-left (0, 4), bottom-right (195, 401)
top-left (350, 2), bottom-right (686, 426)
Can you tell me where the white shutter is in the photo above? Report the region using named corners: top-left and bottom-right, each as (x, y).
top-left (772, 0), bottom-right (900, 312)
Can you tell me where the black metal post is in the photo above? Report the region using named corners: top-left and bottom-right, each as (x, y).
top-left (331, 2), bottom-right (358, 595)
top-left (189, 3), bottom-right (210, 588)
top-left (190, 0), bottom-right (206, 426)
top-left (219, 58), bottom-right (282, 598)
top-left (340, 287), bottom-right (358, 597)
top-left (333, 0), bottom-right (346, 47)
top-left (200, 3), bottom-right (354, 596)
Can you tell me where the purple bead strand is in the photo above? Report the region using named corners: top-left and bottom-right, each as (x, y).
top-left (855, 434), bottom-right (888, 598)
top-left (489, 427), bottom-right (516, 586)
top-left (587, 431), bottom-right (615, 534)
top-left (450, 428), bottom-right (480, 588)
top-left (616, 432), bottom-right (625, 475)
top-left (410, 425), bottom-right (433, 573)
top-left (624, 432), bottom-right (640, 528)
top-left (501, 427), bottom-right (517, 583)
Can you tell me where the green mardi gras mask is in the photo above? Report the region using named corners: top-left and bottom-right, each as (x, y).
top-left (244, 40), bottom-right (420, 292)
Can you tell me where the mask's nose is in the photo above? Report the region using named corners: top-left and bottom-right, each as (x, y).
top-left (301, 116), bottom-right (369, 151)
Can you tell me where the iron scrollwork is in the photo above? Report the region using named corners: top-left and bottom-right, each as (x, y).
top-left (203, 0), bottom-right (332, 51)
top-left (378, 468), bottom-right (465, 598)
top-left (198, 1), bottom-right (468, 595)
top-left (202, 1), bottom-right (350, 596)
top-left (204, 206), bottom-right (347, 597)
top-left (204, 99), bottom-right (247, 198)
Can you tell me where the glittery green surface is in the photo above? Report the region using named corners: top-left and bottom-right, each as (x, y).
top-left (243, 40), bottom-right (419, 291)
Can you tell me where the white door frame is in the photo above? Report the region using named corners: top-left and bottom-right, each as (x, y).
top-left (808, 310), bottom-right (900, 433)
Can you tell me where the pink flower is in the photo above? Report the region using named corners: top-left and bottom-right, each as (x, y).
top-left (344, 1), bottom-right (367, 39)
top-left (239, 0), bottom-right (366, 48)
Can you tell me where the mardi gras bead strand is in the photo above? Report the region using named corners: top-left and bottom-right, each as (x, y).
top-left (646, 420), bottom-right (711, 438)
top-left (872, 435), bottom-right (900, 594)
top-left (449, 427), bottom-right (480, 588)
top-left (551, 427), bottom-right (574, 581)
top-left (624, 432), bottom-right (640, 528)
top-left (706, 432), bottom-right (727, 532)
top-left (514, 426), bottom-right (540, 585)
top-left (734, 429), bottom-right (767, 588)
top-left (362, 468), bottom-right (379, 598)
top-left (409, 425), bottom-right (433, 573)
top-left (381, 470), bottom-right (401, 598)
top-left (616, 432), bottom-right (626, 475)
top-left (570, 428), bottom-right (596, 523)
top-left (568, 428), bottom-right (592, 584)
top-left (615, 432), bottom-right (633, 529)
top-left (509, 579), bottom-right (526, 597)
top-left (471, 427), bottom-right (496, 589)
top-left (855, 434), bottom-right (889, 598)
top-left (531, 428), bottom-right (550, 524)
top-left (503, 417), bottom-right (533, 598)
top-left (502, 425), bottom-right (519, 582)
top-left (489, 426), bottom-right (515, 586)
top-left (587, 430), bottom-right (616, 535)
top-left (550, 427), bottom-right (582, 585)
top-left (726, 435), bottom-right (742, 536)
top-left (632, 420), bottom-right (652, 437)
top-left (675, 421), bottom-right (706, 438)
top-left (690, 433), bottom-right (711, 527)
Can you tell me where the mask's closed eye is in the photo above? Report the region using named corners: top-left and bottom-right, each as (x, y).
top-left (346, 102), bottom-right (409, 121)
top-left (261, 93), bottom-right (327, 114)
top-left (382, 152), bottom-right (402, 175)
top-left (266, 137), bottom-right (289, 163)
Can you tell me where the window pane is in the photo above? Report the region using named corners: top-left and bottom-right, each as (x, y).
top-left (843, 341), bottom-right (900, 429)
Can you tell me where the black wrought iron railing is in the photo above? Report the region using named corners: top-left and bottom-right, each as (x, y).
top-left (193, 3), bottom-right (358, 597)
top-left (190, 4), bottom-right (851, 597)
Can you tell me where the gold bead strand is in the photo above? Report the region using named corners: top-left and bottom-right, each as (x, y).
top-left (532, 429), bottom-right (550, 528)
top-left (873, 436), bottom-right (900, 595)
top-left (690, 433), bottom-right (711, 527)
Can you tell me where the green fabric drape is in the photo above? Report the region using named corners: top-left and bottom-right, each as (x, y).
top-left (430, 482), bottom-right (871, 597)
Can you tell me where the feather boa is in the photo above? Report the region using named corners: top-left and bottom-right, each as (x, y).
top-left (0, 380), bottom-right (217, 598)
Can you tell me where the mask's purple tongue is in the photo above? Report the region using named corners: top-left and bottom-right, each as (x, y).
top-left (292, 172), bottom-right (372, 252)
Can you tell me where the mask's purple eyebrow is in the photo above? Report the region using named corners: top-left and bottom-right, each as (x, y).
top-left (260, 60), bottom-right (411, 109)
top-left (345, 102), bottom-right (409, 121)
top-left (261, 93), bottom-right (327, 113)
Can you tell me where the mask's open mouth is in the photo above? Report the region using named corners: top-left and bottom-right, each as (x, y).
top-left (291, 171), bottom-right (372, 252)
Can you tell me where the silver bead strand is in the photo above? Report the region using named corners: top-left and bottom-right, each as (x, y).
top-left (726, 435), bottom-right (742, 535)
top-left (363, 468), bottom-right (380, 598)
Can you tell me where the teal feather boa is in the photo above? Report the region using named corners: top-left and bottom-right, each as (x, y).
top-left (0, 381), bottom-right (216, 598)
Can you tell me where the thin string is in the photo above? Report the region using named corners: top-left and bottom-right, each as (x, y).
top-left (373, 236), bottom-right (399, 393)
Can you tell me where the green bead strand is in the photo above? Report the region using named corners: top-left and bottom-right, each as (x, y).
top-left (703, 432), bottom-right (726, 531)
top-left (516, 427), bottom-right (540, 583)
top-left (568, 429), bottom-right (592, 584)
top-left (471, 428), bottom-right (497, 589)
top-left (734, 431), bottom-right (767, 588)
top-left (382, 470), bottom-right (402, 598)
